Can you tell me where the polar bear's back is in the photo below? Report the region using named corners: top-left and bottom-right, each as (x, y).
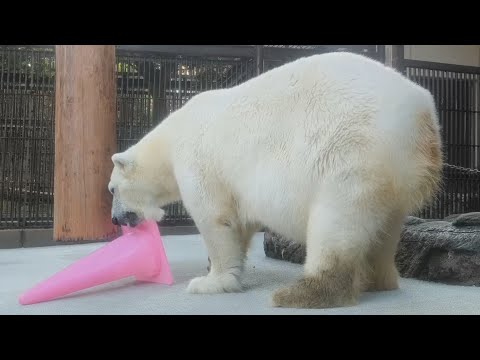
top-left (168, 52), bottom-right (441, 238)
top-left (191, 52), bottom-right (438, 173)
top-left (227, 51), bottom-right (434, 132)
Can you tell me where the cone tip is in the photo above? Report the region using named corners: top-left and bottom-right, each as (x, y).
top-left (19, 293), bottom-right (33, 305)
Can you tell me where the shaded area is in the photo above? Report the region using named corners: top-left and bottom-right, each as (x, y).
top-left (264, 212), bottom-right (480, 287)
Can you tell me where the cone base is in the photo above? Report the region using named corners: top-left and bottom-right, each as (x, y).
top-left (18, 220), bottom-right (174, 305)
top-left (136, 270), bottom-right (174, 285)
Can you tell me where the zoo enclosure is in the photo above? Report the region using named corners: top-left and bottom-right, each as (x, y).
top-left (1, 45), bottom-right (479, 229)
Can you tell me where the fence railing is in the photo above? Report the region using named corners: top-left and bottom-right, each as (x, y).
top-left (0, 47), bottom-right (56, 228)
top-left (404, 59), bottom-right (480, 219)
top-left (0, 45), bottom-right (383, 229)
top-left (1, 46), bottom-right (478, 228)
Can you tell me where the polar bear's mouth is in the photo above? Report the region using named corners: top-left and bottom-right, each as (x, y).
top-left (125, 212), bottom-right (140, 227)
top-left (112, 211), bottom-right (140, 227)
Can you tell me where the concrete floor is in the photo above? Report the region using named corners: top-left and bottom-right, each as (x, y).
top-left (1, 233), bottom-right (480, 315)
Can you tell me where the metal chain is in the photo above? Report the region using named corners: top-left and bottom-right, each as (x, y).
top-left (444, 163), bottom-right (480, 174)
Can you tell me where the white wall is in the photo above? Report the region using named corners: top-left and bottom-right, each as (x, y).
top-left (404, 45), bottom-right (480, 67)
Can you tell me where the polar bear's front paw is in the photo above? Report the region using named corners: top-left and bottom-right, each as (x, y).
top-left (187, 273), bottom-right (243, 294)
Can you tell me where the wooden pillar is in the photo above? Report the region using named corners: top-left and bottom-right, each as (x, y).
top-left (53, 45), bottom-right (118, 241)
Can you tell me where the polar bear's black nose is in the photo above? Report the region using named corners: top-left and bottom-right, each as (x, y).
top-left (112, 217), bottom-right (119, 225)
top-left (125, 212), bottom-right (139, 226)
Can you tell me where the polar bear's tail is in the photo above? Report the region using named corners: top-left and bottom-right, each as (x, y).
top-left (405, 108), bottom-right (444, 215)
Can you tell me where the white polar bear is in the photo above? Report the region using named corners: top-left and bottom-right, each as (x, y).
top-left (108, 52), bottom-right (443, 309)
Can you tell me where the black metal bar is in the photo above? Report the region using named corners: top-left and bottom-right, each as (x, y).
top-left (11, 50), bottom-right (17, 227)
top-left (404, 59), bottom-right (480, 218)
top-left (262, 47), bottom-right (322, 62)
top-left (38, 52), bottom-right (46, 226)
top-left (463, 73), bottom-right (468, 168)
top-left (117, 45), bottom-right (256, 59)
top-left (377, 45), bottom-right (386, 63)
top-left (116, 45), bottom-right (346, 63)
top-left (0, 48), bottom-right (5, 224)
top-left (47, 53), bottom-right (54, 223)
top-left (404, 59), bottom-right (480, 75)
top-left (19, 49), bottom-right (27, 227)
top-left (1, 45), bottom-right (54, 50)
top-left (256, 45), bottom-right (264, 76)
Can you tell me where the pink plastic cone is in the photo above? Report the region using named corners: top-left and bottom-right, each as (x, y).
top-left (19, 220), bottom-right (174, 305)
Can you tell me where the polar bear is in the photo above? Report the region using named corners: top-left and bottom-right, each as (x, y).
top-left (108, 52), bottom-right (443, 309)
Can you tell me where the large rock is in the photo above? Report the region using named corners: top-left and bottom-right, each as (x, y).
top-left (264, 212), bottom-right (480, 286)
top-left (450, 212), bottom-right (480, 227)
top-left (397, 214), bottom-right (480, 286)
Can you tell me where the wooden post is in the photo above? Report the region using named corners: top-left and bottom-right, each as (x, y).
top-left (54, 45), bottom-right (118, 242)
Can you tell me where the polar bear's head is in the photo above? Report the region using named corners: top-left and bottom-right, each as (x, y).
top-left (108, 147), bottom-right (178, 227)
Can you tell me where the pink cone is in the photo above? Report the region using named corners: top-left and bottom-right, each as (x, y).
top-left (19, 220), bottom-right (174, 305)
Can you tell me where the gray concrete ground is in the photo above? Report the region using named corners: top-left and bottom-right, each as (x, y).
top-left (1, 233), bottom-right (480, 315)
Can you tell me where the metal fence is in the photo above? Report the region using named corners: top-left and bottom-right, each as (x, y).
top-left (0, 45), bottom-right (383, 229)
top-left (262, 45), bottom-right (384, 71)
top-left (1, 45), bottom-right (478, 229)
top-left (404, 59), bottom-right (480, 218)
top-left (0, 47), bottom-right (56, 229)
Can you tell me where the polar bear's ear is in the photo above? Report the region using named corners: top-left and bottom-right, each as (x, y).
top-left (112, 152), bottom-right (133, 172)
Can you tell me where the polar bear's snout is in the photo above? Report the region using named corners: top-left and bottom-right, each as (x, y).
top-left (112, 211), bottom-right (140, 227)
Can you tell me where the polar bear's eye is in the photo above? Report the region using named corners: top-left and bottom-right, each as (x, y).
top-left (109, 187), bottom-right (114, 194)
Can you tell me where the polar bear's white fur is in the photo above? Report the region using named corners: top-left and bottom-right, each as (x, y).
top-left (108, 52), bottom-right (443, 309)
